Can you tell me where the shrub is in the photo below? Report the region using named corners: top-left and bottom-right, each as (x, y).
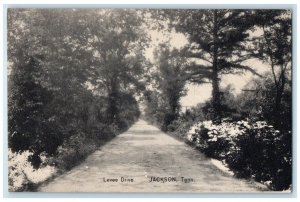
top-left (53, 121), bottom-right (125, 171)
top-left (167, 118), bottom-right (195, 140)
top-left (54, 130), bottom-right (111, 171)
top-left (8, 149), bottom-right (56, 192)
top-left (186, 119), bottom-right (291, 190)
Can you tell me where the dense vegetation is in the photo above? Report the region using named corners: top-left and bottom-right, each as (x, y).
top-left (144, 10), bottom-right (292, 191)
top-left (8, 9), bottom-right (147, 191)
top-left (8, 9), bottom-right (292, 192)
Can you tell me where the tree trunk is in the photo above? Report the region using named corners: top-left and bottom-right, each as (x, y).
top-left (211, 10), bottom-right (221, 118)
top-left (274, 67), bottom-right (286, 123)
top-left (107, 78), bottom-right (119, 124)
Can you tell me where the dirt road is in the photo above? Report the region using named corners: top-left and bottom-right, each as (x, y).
top-left (39, 119), bottom-right (267, 192)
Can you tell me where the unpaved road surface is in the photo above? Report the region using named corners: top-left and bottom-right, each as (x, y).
top-left (39, 119), bottom-right (267, 192)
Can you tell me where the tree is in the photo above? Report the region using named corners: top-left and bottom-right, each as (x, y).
top-left (250, 10), bottom-right (292, 123)
top-left (143, 89), bottom-right (168, 126)
top-left (8, 56), bottom-right (56, 168)
top-left (7, 9), bottom-right (67, 167)
top-left (153, 10), bottom-right (260, 118)
top-left (152, 44), bottom-right (187, 129)
top-left (236, 73), bottom-right (291, 129)
top-left (143, 44), bottom-right (188, 130)
top-left (7, 9), bottom-right (146, 168)
top-left (83, 9), bottom-right (148, 124)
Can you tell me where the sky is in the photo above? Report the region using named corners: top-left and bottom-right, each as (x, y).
top-left (144, 28), bottom-right (269, 108)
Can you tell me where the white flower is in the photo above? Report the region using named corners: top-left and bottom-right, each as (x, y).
top-left (8, 149), bottom-right (56, 191)
top-left (187, 133), bottom-right (194, 141)
top-left (255, 121), bottom-right (268, 129)
top-left (240, 120), bottom-right (251, 129)
top-left (210, 136), bottom-right (218, 142)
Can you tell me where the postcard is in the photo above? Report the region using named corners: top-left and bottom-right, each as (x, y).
top-left (7, 7), bottom-right (293, 193)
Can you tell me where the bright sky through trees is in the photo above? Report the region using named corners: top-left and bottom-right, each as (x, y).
top-left (145, 28), bottom-right (269, 107)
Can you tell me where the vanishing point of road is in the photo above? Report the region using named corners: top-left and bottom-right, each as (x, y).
top-left (39, 119), bottom-right (267, 192)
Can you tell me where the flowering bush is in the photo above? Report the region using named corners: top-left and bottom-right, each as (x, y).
top-left (187, 120), bottom-right (248, 159)
top-left (8, 149), bottom-right (56, 191)
top-left (186, 119), bottom-right (291, 191)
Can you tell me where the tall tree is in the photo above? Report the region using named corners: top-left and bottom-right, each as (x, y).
top-left (154, 10), bottom-right (260, 118)
top-left (84, 9), bottom-right (148, 124)
top-left (250, 10), bottom-right (292, 122)
top-left (8, 56), bottom-right (55, 165)
top-left (151, 44), bottom-right (187, 129)
top-left (7, 9), bottom-right (69, 166)
top-left (7, 9), bottom-right (146, 167)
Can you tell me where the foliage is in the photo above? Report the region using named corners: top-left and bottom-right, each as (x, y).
top-left (152, 10), bottom-right (261, 117)
top-left (8, 8), bottom-right (144, 190)
top-left (143, 9), bottom-right (292, 192)
top-left (143, 90), bottom-right (168, 127)
top-left (186, 119), bottom-right (291, 191)
top-left (54, 132), bottom-right (103, 171)
top-left (8, 56), bottom-right (58, 162)
top-left (234, 73), bottom-right (292, 130)
top-left (84, 9), bottom-right (148, 123)
top-left (144, 44), bottom-right (188, 130)
top-left (8, 149), bottom-right (56, 192)
top-left (7, 8), bottom-right (293, 192)
top-left (249, 10), bottom-right (292, 122)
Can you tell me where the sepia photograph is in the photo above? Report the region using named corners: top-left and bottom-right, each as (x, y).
top-left (6, 7), bottom-right (293, 193)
